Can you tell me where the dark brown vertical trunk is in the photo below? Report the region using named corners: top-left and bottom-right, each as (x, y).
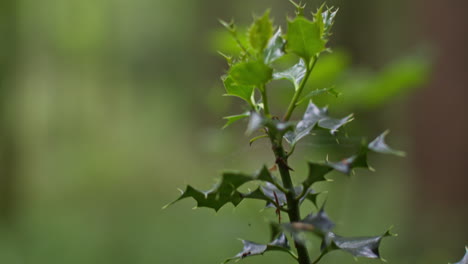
top-left (409, 0), bottom-right (468, 243)
top-left (0, 0), bottom-right (18, 224)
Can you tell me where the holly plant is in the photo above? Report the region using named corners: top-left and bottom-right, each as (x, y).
top-left (166, 2), bottom-right (465, 264)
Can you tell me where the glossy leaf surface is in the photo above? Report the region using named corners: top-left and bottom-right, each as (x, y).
top-left (286, 16), bottom-right (325, 62)
top-left (273, 59), bottom-right (307, 90)
top-left (223, 233), bottom-right (293, 263)
top-left (285, 101), bottom-right (353, 144)
top-left (264, 27), bottom-right (286, 64)
top-left (324, 230), bottom-right (393, 259)
top-left (368, 130), bottom-right (405, 157)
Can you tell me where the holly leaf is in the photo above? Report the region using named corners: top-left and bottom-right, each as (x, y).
top-left (167, 166), bottom-right (278, 211)
top-left (282, 207), bottom-right (335, 241)
top-left (286, 16), bottom-right (325, 63)
top-left (285, 101), bottom-right (353, 145)
top-left (229, 61), bottom-right (273, 86)
top-left (284, 101), bottom-right (327, 144)
top-left (368, 130), bottom-right (406, 157)
top-left (452, 247), bottom-right (468, 264)
top-left (243, 182), bottom-right (319, 209)
top-left (264, 27), bottom-right (286, 64)
top-left (323, 229), bottom-right (394, 259)
top-left (321, 7), bottom-right (338, 37)
top-left (222, 112), bottom-right (250, 129)
top-left (248, 10), bottom-right (273, 53)
top-left (246, 112), bottom-right (263, 135)
top-left (296, 87), bottom-right (340, 106)
top-left (314, 5), bottom-right (338, 38)
top-left (303, 162), bottom-right (333, 189)
top-left (318, 114), bottom-right (354, 134)
top-left (223, 233), bottom-right (294, 263)
top-left (223, 76), bottom-right (254, 104)
top-left (273, 59), bottom-right (307, 91)
top-left (326, 148), bottom-right (369, 175)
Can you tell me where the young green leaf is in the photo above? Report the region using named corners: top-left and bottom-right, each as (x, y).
top-left (313, 5), bottom-right (338, 38)
top-left (264, 27), bottom-right (286, 64)
top-left (296, 87), bottom-right (340, 105)
top-left (368, 130), bottom-right (406, 157)
top-left (273, 59), bottom-right (307, 91)
top-left (223, 76), bottom-right (254, 104)
top-left (286, 16), bottom-right (325, 63)
top-left (229, 61), bottom-right (273, 86)
top-left (223, 233), bottom-right (294, 263)
top-left (222, 112), bottom-right (250, 129)
top-left (248, 10), bottom-right (273, 53)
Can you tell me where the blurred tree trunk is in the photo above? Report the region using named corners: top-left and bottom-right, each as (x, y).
top-left (0, 0), bottom-right (18, 224)
top-left (409, 0), bottom-right (468, 243)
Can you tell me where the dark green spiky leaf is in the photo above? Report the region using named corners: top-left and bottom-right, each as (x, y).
top-left (224, 233), bottom-right (293, 263)
top-left (324, 229), bottom-right (394, 259)
top-left (303, 162), bottom-right (333, 189)
top-left (229, 61), bottom-right (273, 86)
top-left (223, 76), bottom-right (254, 103)
top-left (264, 27), bottom-right (286, 64)
top-left (452, 247), bottom-right (468, 264)
top-left (273, 59), bottom-right (307, 90)
top-left (248, 10), bottom-right (273, 53)
top-left (296, 87), bottom-right (340, 105)
top-left (168, 166), bottom-right (278, 211)
top-left (243, 182), bottom-right (318, 209)
top-left (368, 130), bottom-right (405, 157)
top-left (285, 101), bottom-right (353, 144)
top-left (327, 150), bottom-right (369, 175)
top-left (301, 208), bottom-right (335, 235)
top-left (270, 222), bottom-right (282, 241)
top-left (286, 16), bottom-right (325, 62)
top-left (168, 172), bottom-right (252, 211)
top-left (283, 207), bottom-right (335, 241)
top-left (223, 112), bottom-right (250, 129)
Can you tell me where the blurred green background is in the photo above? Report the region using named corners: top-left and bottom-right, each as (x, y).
top-left (0, 0), bottom-right (467, 263)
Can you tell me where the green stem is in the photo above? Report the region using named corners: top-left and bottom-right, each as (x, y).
top-left (260, 85), bottom-right (270, 117)
top-left (283, 56), bottom-right (319, 121)
top-left (268, 135), bottom-right (310, 264)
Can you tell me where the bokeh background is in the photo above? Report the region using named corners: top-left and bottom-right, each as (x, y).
top-left (0, 0), bottom-right (467, 263)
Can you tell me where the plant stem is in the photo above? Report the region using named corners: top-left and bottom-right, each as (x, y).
top-left (260, 85), bottom-right (270, 117)
top-left (283, 56), bottom-right (319, 121)
top-left (268, 135), bottom-right (310, 264)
